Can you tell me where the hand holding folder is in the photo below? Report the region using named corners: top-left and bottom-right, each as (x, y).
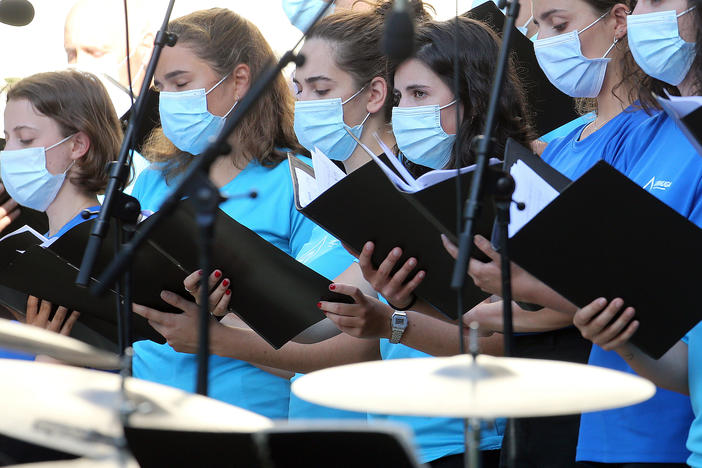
top-left (504, 138), bottom-right (702, 358)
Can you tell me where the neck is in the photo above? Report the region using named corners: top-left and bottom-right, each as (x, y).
top-left (209, 152), bottom-right (246, 188)
top-left (595, 59), bottom-right (632, 123)
top-left (342, 116), bottom-right (395, 174)
top-left (45, 181), bottom-right (99, 237)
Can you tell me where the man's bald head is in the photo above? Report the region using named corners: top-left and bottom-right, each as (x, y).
top-left (64, 0), bottom-right (157, 91)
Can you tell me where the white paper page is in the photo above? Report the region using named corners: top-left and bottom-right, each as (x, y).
top-left (415, 158), bottom-right (502, 189)
top-left (295, 167), bottom-right (321, 208)
top-left (658, 91), bottom-right (702, 118)
top-left (0, 224), bottom-right (48, 245)
top-left (509, 160), bottom-right (560, 238)
top-left (372, 133), bottom-right (419, 189)
top-left (311, 147), bottom-right (346, 194)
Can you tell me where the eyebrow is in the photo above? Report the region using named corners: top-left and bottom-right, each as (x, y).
top-left (304, 75), bottom-right (335, 84)
top-left (154, 69), bottom-right (189, 88)
top-left (12, 125), bottom-right (38, 132)
top-left (538, 8), bottom-right (566, 22)
top-left (405, 84), bottom-right (430, 91)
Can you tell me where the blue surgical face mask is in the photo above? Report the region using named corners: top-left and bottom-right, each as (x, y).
top-left (294, 87), bottom-right (370, 161)
top-left (0, 134), bottom-right (75, 211)
top-left (392, 100), bottom-right (457, 170)
top-left (283, 0), bottom-right (334, 32)
top-left (158, 74), bottom-right (237, 155)
top-left (534, 10), bottom-right (618, 98)
top-left (517, 15), bottom-right (533, 36)
top-left (627, 6), bottom-right (697, 86)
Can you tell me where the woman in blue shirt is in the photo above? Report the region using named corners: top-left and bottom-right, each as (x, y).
top-left (0, 70), bottom-right (122, 337)
top-left (571, 1), bottom-right (702, 467)
top-left (129, 8), bottom-right (318, 420)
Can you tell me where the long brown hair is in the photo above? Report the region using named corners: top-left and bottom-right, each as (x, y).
top-left (144, 8), bottom-right (305, 182)
top-left (6, 70), bottom-right (122, 194)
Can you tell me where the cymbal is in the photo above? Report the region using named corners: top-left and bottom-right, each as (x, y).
top-left (0, 359), bottom-right (273, 458)
top-left (0, 319), bottom-right (120, 369)
top-left (7, 454), bottom-right (139, 468)
top-left (292, 354), bottom-right (656, 418)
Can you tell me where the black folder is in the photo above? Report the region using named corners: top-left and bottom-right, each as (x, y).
top-left (508, 160), bottom-right (702, 359)
top-left (0, 201), bottom-right (350, 349)
top-left (290, 154), bottom-right (500, 319)
top-left (464, 2), bottom-right (579, 137)
top-left (656, 93), bottom-right (702, 157)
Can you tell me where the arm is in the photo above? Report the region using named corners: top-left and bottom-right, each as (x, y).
top-left (133, 291), bottom-right (380, 374)
top-left (442, 234), bottom-right (578, 314)
top-left (573, 297), bottom-right (689, 395)
top-left (320, 284), bottom-right (504, 357)
top-left (466, 300), bottom-right (574, 333)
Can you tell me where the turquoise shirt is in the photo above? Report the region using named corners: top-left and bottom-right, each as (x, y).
top-left (686, 324), bottom-right (702, 467)
top-left (131, 156), bottom-right (318, 419)
top-left (368, 339), bottom-right (505, 464)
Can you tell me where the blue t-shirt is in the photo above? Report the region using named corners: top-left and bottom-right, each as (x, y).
top-left (367, 340), bottom-right (505, 464)
top-left (131, 156), bottom-right (319, 419)
top-left (539, 113), bottom-right (595, 144)
top-left (288, 225), bottom-right (367, 420)
top-left (687, 323), bottom-right (702, 467)
top-left (577, 111), bottom-right (699, 463)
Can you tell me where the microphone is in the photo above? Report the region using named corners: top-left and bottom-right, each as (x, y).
top-left (382, 0), bottom-right (415, 61)
top-left (0, 0), bottom-right (34, 26)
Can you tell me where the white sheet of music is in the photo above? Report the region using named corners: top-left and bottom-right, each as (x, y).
top-left (509, 159), bottom-right (559, 238)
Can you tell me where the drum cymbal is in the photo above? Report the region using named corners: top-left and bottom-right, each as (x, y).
top-left (292, 354), bottom-right (656, 418)
top-left (0, 359), bottom-right (273, 458)
top-left (0, 319), bottom-right (120, 369)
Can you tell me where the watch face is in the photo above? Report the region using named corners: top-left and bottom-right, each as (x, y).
top-left (393, 316), bottom-right (408, 328)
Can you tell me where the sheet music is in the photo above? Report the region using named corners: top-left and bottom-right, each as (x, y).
top-left (0, 225), bottom-right (48, 245)
top-left (311, 147), bottom-right (346, 193)
top-left (372, 133), bottom-right (419, 189)
top-left (509, 160), bottom-right (559, 238)
top-left (657, 92), bottom-right (702, 156)
top-left (295, 167), bottom-right (321, 208)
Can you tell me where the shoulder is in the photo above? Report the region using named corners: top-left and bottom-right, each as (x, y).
top-left (541, 123), bottom-right (587, 163)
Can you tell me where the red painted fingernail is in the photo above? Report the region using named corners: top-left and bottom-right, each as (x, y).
top-left (197, 270), bottom-right (203, 276)
top-left (329, 284), bottom-right (336, 290)
top-left (214, 270), bottom-right (222, 278)
top-left (222, 279), bottom-right (230, 287)
top-left (317, 302), bottom-right (322, 308)
top-left (225, 289), bottom-right (231, 296)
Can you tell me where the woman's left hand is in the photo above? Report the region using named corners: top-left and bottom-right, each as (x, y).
top-left (26, 295), bottom-right (80, 336)
top-left (133, 291), bottom-right (218, 354)
top-left (318, 283), bottom-right (395, 339)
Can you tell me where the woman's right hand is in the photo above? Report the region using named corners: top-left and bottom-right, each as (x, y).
top-left (573, 298), bottom-right (639, 351)
top-left (182, 269), bottom-right (232, 317)
top-left (25, 295), bottom-right (80, 336)
top-left (357, 241), bottom-right (426, 309)
top-left (0, 183), bottom-right (20, 234)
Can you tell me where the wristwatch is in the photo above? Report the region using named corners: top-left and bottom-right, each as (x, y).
top-left (389, 311), bottom-right (408, 344)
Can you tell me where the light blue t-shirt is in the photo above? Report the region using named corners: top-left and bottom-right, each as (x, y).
top-left (131, 156), bottom-right (319, 419)
top-left (368, 340), bottom-right (505, 464)
top-left (577, 111), bottom-right (699, 463)
top-left (686, 323), bottom-right (702, 467)
top-left (539, 113), bottom-right (595, 144)
top-left (288, 225), bottom-right (367, 420)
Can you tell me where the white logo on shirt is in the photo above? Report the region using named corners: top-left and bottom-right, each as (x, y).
top-left (643, 176), bottom-right (672, 192)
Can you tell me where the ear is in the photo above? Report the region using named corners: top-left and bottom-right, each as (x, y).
top-left (611, 3), bottom-right (629, 40)
top-left (366, 76), bottom-right (388, 115)
top-left (231, 63), bottom-right (251, 101)
top-left (69, 132), bottom-right (90, 161)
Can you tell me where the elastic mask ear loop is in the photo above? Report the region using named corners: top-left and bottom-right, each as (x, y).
top-left (342, 86), bottom-right (367, 106)
top-left (45, 134), bottom-right (75, 152)
top-left (205, 74), bottom-right (230, 95)
top-left (603, 37), bottom-right (619, 58)
top-left (678, 5), bottom-right (697, 17)
top-left (223, 99), bottom-right (239, 119)
top-left (579, 9), bottom-right (611, 36)
top-left (439, 100), bottom-right (458, 110)
top-left (522, 15), bottom-right (533, 29)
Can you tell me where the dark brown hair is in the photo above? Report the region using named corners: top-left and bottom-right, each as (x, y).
top-left (399, 17), bottom-right (535, 172)
top-left (144, 8), bottom-right (305, 181)
top-left (6, 70), bottom-right (122, 194)
top-left (307, 1), bottom-right (434, 122)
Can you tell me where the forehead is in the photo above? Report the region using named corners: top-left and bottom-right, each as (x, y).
top-left (394, 59), bottom-right (441, 86)
top-left (65, 6), bottom-right (123, 49)
top-left (296, 38), bottom-right (352, 83)
top-left (4, 98), bottom-right (57, 132)
top-left (154, 43), bottom-right (217, 82)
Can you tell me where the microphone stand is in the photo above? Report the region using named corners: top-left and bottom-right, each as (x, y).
top-left (92, 1), bottom-right (333, 396)
top-left (76, 0), bottom-right (178, 358)
top-left (449, 1), bottom-right (521, 466)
